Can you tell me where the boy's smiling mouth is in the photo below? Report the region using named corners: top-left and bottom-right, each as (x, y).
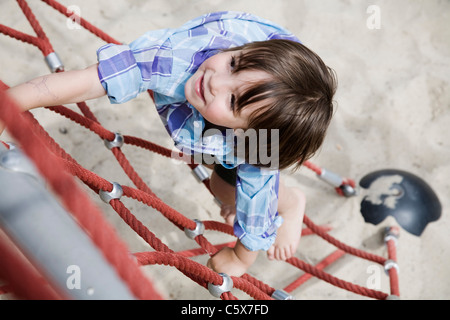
top-left (195, 74), bottom-right (206, 103)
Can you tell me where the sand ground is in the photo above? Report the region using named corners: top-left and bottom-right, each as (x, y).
top-left (0, 0), bottom-right (449, 300)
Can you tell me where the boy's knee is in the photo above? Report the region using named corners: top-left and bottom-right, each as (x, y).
top-left (289, 187), bottom-right (306, 207)
top-left (278, 184), bottom-right (305, 212)
top-left (209, 171), bottom-right (222, 196)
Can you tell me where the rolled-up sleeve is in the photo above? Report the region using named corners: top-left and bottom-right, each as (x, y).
top-left (233, 164), bottom-right (282, 251)
top-left (96, 29), bottom-right (175, 104)
top-left (97, 43), bottom-right (144, 104)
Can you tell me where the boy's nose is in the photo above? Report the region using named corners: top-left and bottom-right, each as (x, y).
top-left (209, 73), bottom-right (232, 96)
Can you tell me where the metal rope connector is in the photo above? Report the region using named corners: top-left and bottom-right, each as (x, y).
top-left (338, 183), bottom-right (358, 197)
top-left (318, 169), bottom-right (343, 187)
top-left (6, 142), bottom-right (16, 150)
top-left (384, 259), bottom-right (400, 275)
top-left (192, 164), bottom-right (209, 182)
top-left (184, 219), bottom-right (205, 240)
top-left (271, 289), bottom-right (294, 300)
top-left (318, 169), bottom-right (357, 197)
top-left (384, 226), bottom-right (400, 247)
top-left (45, 52), bottom-right (64, 73)
top-left (0, 143), bottom-right (41, 182)
top-left (208, 273), bottom-right (233, 298)
top-left (99, 182), bottom-right (123, 203)
top-left (104, 132), bottom-right (124, 150)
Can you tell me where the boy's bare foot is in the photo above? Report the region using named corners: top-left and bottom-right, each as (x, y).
top-left (267, 187), bottom-right (305, 261)
top-left (207, 240), bottom-right (258, 277)
top-left (207, 247), bottom-right (248, 277)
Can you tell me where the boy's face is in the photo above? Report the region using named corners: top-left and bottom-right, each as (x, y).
top-left (185, 50), bottom-right (272, 130)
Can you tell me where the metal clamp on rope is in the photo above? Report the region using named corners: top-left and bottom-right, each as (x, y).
top-left (104, 132), bottom-right (124, 150)
top-left (184, 219), bottom-right (205, 240)
top-left (6, 142), bottom-right (16, 150)
top-left (384, 259), bottom-right (400, 275)
top-left (318, 169), bottom-right (357, 197)
top-left (318, 169), bottom-right (343, 187)
top-left (0, 143), bottom-right (41, 182)
top-left (208, 273), bottom-right (233, 298)
top-left (271, 289), bottom-right (294, 300)
top-left (339, 183), bottom-right (358, 197)
top-left (192, 164), bottom-right (209, 182)
top-left (384, 226), bottom-right (400, 247)
top-left (45, 52), bottom-right (64, 73)
top-left (99, 182), bottom-right (123, 203)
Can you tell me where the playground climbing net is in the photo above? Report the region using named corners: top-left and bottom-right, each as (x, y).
top-left (0, 0), bottom-right (400, 300)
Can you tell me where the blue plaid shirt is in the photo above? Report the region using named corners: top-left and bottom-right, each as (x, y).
top-left (97, 11), bottom-right (299, 251)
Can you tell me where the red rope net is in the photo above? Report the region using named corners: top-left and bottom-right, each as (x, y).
top-left (0, 0), bottom-right (399, 300)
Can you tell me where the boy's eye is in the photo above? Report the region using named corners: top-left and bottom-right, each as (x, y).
top-left (230, 94), bottom-right (236, 111)
top-left (230, 56), bottom-right (236, 70)
top-left (229, 56), bottom-right (236, 111)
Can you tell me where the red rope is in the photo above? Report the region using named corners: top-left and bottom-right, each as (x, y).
top-left (386, 227), bottom-right (400, 297)
top-left (287, 256), bottom-right (388, 300)
top-left (57, 150), bottom-right (259, 298)
top-left (16, 0), bottom-right (54, 55)
top-left (1, 83), bottom-right (399, 300)
top-left (6, 99), bottom-right (275, 300)
top-left (47, 106), bottom-right (115, 141)
top-left (41, 0), bottom-right (121, 45)
top-left (134, 251), bottom-right (273, 300)
top-left (0, 0), bottom-right (400, 300)
top-left (387, 250), bottom-right (400, 297)
top-left (303, 160), bottom-right (322, 175)
top-left (177, 241), bottom-right (236, 258)
top-left (0, 0), bottom-right (54, 56)
top-left (303, 215), bottom-right (386, 265)
top-left (0, 88), bottom-right (162, 300)
top-left (284, 250), bottom-right (346, 293)
top-left (0, 24), bottom-right (50, 55)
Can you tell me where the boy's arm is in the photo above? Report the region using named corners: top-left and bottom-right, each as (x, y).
top-left (6, 64), bottom-right (105, 112)
top-left (1, 64), bottom-right (105, 135)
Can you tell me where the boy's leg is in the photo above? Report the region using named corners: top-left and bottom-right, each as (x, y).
top-left (209, 165), bottom-right (237, 225)
top-left (267, 181), bottom-right (305, 261)
top-left (209, 167), bottom-right (258, 276)
top-left (210, 168), bottom-right (305, 261)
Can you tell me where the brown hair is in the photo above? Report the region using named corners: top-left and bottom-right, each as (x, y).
top-left (225, 39), bottom-right (337, 170)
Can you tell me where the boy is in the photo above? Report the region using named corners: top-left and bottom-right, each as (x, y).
top-left (1, 11), bottom-right (336, 277)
